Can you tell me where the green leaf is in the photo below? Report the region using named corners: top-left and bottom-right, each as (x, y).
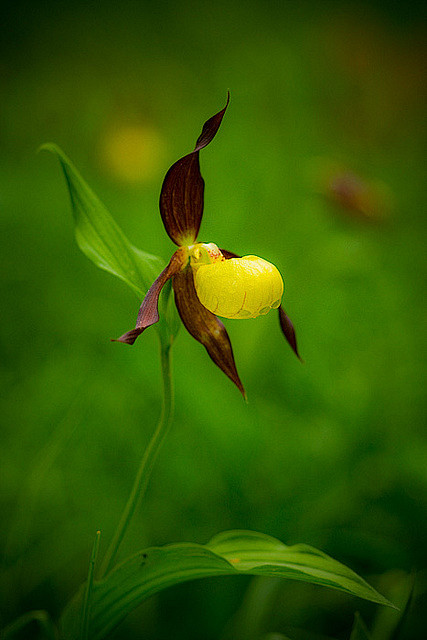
top-left (60, 530), bottom-right (393, 640)
top-left (79, 530), bottom-right (101, 640)
top-left (349, 613), bottom-right (372, 640)
top-left (41, 143), bottom-right (178, 344)
top-left (41, 143), bottom-right (163, 296)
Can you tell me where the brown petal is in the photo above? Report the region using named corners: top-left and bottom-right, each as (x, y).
top-left (278, 306), bottom-right (302, 361)
top-left (220, 248), bottom-right (239, 260)
top-left (114, 249), bottom-right (187, 345)
top-left (173, 266), bottom-right (245, 397)
top-left (160, 94), bottom-right (230, 246)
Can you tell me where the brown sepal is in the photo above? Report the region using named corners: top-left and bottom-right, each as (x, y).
top-left (279, 306), bottom-right (302, 361)
top-left (114, 249), bottom-right (187, 345)
top-left (173, 265), bottom-right (245, 397)
top-left (159, 94), bottom-right (230, 246)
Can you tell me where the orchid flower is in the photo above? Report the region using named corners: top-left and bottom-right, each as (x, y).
top-left (116, 95), bottom-right (300, 395)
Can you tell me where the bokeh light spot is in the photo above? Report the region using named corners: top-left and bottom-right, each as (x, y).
top-left (98, 124), bottom-right (167, 184)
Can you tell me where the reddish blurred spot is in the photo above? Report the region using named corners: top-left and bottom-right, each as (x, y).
top-left (310, 158), bottom-right (394, 222)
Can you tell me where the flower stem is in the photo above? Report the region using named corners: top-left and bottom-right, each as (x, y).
top-left (80, 530), bottom-right (101, 640)
top-left (99, 340), bottom-right (174, 577)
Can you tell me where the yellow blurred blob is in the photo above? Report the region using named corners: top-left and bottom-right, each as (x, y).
top-left (193, 255), bottom-right (283, 319)
top-left (99, 124), bottom-right (166, 184)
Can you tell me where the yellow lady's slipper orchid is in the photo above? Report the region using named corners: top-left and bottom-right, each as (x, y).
top-left (192, 250), bottom-right (283, 319)
top-left (117, 95), bottom-right (300, 396)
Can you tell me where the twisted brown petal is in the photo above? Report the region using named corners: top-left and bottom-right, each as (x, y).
top-left (221, 248), bottom-right (302, 361)
top-left (220, 248), bottom-right (239, 260)
top-left (115, 249), bottom-right (187, 345)
top-left (173, 266), bottom-right (245, 397)
top-left (160, 93), bottom-right (230, 246)
top-left (279, 306), bottom-right (302, 361)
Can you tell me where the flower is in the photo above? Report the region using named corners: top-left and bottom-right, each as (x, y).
top-left (116, 94), bottom-right (300, 396)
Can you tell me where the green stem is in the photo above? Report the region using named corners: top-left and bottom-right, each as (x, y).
top-left (80, 530), bottom-right (101, 640)
top-left (99, 341), bottom-right (174, 577)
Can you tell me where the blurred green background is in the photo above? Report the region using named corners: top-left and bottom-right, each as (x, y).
top-left (1, 1), bottom-right (426, 638)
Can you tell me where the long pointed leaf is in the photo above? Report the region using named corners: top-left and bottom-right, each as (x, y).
top-left (60, 530), bottom-right (393, 640)
top-left (41, 143), bottom-right (164, 298)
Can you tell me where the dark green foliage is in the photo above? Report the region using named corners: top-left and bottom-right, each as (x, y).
top-left (1, 1), bottom-right (425, 639)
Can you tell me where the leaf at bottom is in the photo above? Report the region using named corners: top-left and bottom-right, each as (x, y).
top-left (60, 530), bottom-right (393, 640)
